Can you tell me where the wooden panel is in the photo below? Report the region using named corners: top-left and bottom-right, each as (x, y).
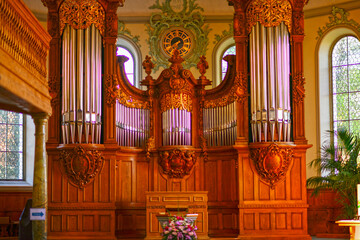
top-left (121, 161), bottom-right (132, 202)
top-left (67, 182), bottom-right (78, 202)
top-left (275, 180), bottom-right (286, 200)
top-left (51, 159), bottom-right (62, 203)
top-left (204, 161), bottom-right (217, 201)
top-left (84, 181), bottom-right (95, 202)
top-left (244, 213), bottom-right (255, 230)
top-left (275, 213), bottom-right (287, 230)
top-left (290, 157), bottom-right (302, 200)
top-left (208, 213), bottom-right (218, 231)
top-left (259, 213), bottom-right (271, 230)
top-left (136, 161), bottom-right (149, 203)
top-left (185, 169), bottom-right (196, 191)
top-left (172, 181), bottom-right (181, 191)
top-left (291, 213), bottom-right (303, 229)
top-left (0, 192), bottom-right (31, 221)
top-left (51, 215), bottom-right (62, 232)
top-left (100, 215), bottom-right (111, 232)
top-left (243, 157), bottom-right (254, 201)
top-left (135, 214), bottom-right (146, 230)
top-left (82, 215), bottom-right (94, 232)
top-left (221, 160), bottom-right (233, 201)
top-left (66, 215), bottom-right (78, 232)
top-left (99, 159), bottom-right (110, 202)
top-left (259, 181), bottom-right (270, 200)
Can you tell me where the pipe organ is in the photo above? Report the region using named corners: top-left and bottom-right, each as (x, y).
top-left (43, 0), bottom-right (310, 239)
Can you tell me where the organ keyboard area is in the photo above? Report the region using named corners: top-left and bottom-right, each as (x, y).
top-left (115, 51), bottom-right (238, 150)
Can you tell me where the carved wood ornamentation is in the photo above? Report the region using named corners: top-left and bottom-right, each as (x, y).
top-left (104, 73), bottom-right (119, 106)
top-left (246, 0), bottom-right (292, 33)
top-left (250, 143), bottom-right (293, 188)
top-left (292, 11), bottom-right (304, 35)
top-left (48, 75), bottom-right (61, 107)
top-left (292, 72), bottom-right (305, 103)
top-left (59, 0), bottom-right (105, 36)
top-left (59, 146), bottom-right (104, 189)
top-left (159, 149), bottom-right (196, 178)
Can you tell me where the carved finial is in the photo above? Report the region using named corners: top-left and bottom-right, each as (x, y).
top-left (197, 55), bottom-right (209, 80)
top-left (142, 55), bottom-right (154, 80)
top-left (168, 49), bottom-right (184, 65)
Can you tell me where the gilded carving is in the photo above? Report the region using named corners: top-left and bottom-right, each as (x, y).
top-left (106, 12), bottom-right (118, 37)
top-left (160, 93), bottom-right (193, 112)
top-left (105, 74), bottom-right (119, 106)
top-left (204, 70), bottom-right (247, 108)
top-left (117, 91), bottom-right (150, 109)
top-left (143, 55), bottom-right (155, 81)
top-left (59, 146), bottom-right (104, 189)
top-left (316, 6), bottom-right (360, 40)
top-left (197, 56), bottom-right (209, 80)
top-left (159, 149), bottom-right (196, 178)
top-left (59, 0), bottom-right (105, 36)
top-left (246, 0), bottom-right (292, 34)
top-left (292, 11), bottom-right (304, 35)
top-left (250, 143), bottom-right (293, 188)
top-left (292, 72), bottom-right (305, 103)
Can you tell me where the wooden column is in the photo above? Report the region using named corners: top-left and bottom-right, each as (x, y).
top-left (32, 113), bottom-right (50, 240)
top-left (291, 6), bottom-right (307, 145)
top-left (233, 2), bottom-right (249, 145)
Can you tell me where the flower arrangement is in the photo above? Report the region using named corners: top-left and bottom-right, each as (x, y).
top-left (161, 215), bottom-right (198, 240)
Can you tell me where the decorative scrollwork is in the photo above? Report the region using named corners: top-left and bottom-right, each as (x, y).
top-left (59, 146), bottom-right (104, 189)
top-left (250, 143), bottom-right (293, 188)
top-left (246, 0), bottom-right (292, 34)
top-left (117, 91), bottom-right (150, 109)
top-left (204, 70), bottom-right (248, 108)
top-left (160, 93), bottom-right (193, 112)
top-left (292, 72), bottom-right (305, 104)
top-left (48, 75), bottom-right (60, 107)
top-left (105, 74), bottom-right (119, 106)
top-left (159, 149), bottom-right (196, 178)
top-left (59, 0), bottom-right (105, 36)
top-left (292, 11), bottom-right (304, 35)
top-left (316, 6), bottom-right (360, 40)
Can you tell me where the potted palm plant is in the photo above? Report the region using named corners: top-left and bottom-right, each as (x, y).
top-left (307, 129), bottom-right (360, 219)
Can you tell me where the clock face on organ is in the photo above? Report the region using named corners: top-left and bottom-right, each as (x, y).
top-left (161, 29), bottom-right (193, 57)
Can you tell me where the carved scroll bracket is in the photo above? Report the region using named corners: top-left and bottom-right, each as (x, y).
top-left (159, 148), bottom-right (196, 178)
top-left (59, 145), bottom-right (105, 189)
top-left (250, 143), bottom-right (294, 189)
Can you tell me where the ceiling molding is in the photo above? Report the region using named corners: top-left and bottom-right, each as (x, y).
top-left (304, 1), bottom-right (360, 19)
top-left (118, 14), bottom-right (233, 24)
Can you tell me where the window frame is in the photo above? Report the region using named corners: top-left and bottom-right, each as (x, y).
top-left (116, 36), bottom-right (142, 89)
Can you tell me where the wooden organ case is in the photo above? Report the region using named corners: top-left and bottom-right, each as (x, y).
top-left (42, 0), bottom-right (310, 239)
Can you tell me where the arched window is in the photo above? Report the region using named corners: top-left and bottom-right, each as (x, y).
top-left (332, 36), bottom-right (360, 133)
top-left (116, 46), bottom-right (135, 86)
top-left (116, 37), bottom-right (142, 89)
top-left (0, 110), bottom-right (24, 180)
top-left (221, 45), bottom-right (236, 80)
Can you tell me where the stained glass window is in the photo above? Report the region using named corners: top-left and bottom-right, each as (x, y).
top-left (221, 45), bottom-right (236, 81)
top-left (0, 110), bottom-right (24, 180)
top-left (332, 36), bottom-right (360, 134)
top-left (117, 46), bottom-right (135, 86)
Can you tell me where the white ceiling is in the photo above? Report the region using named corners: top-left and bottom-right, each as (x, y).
top-left (22, 0), bottom-right (358, 19)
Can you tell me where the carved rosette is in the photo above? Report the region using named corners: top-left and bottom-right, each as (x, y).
top-left (250, 144), bottom-right (293, 188)
top-left (59, 146), bottom-right (104, 189)
top-left (292, 73), bottom-right (305, 103)
top-left (246, 0), bottom-right (292, 33)
top-left (59, 0), bottom-right (105, 36)
top-left (159, 149), bottom-right (196, 178)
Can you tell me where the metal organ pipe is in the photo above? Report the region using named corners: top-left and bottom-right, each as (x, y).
top-left (61, 24), bottom-right (102, 144)
top-left (249, 22), bottom-right (291, 143)
top-left (161, 108), bottom-right (191, 146)
top-left (203, 102), bottom-right (237, 147)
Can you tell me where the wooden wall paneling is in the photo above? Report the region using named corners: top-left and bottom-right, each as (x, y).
top-left (0, 192), bottom-right (32, 221)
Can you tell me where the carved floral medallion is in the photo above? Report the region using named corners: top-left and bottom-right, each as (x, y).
top-left (250, 143), bottom-right (293, 188)
top-left (159, 149), bottom-right (196, 178)
top-left (59, 146), bottom-right (104, 189)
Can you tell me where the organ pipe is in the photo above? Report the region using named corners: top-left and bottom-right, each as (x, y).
top-left (203, 102), bottom-right (237, 147)
top-left (250, 22), bottom-right (291, 143)
top-left (61, 24), bottom-right (102, 144)
top-left (162, 108), bottom-right (191, 146)
top-left (115, 100), bottom-right (150, 147)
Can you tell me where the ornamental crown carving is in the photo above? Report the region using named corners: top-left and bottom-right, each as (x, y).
top-left (250, 143), bottom-right (293, 188)
top-left (59, 0), bottom-right (105, 36)
top-left (59, 146), bottom-right (104, 189)
top-left (159, 149), bottom-right (196, 178)
top-left (246, 0), bottom-right (292, 33)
